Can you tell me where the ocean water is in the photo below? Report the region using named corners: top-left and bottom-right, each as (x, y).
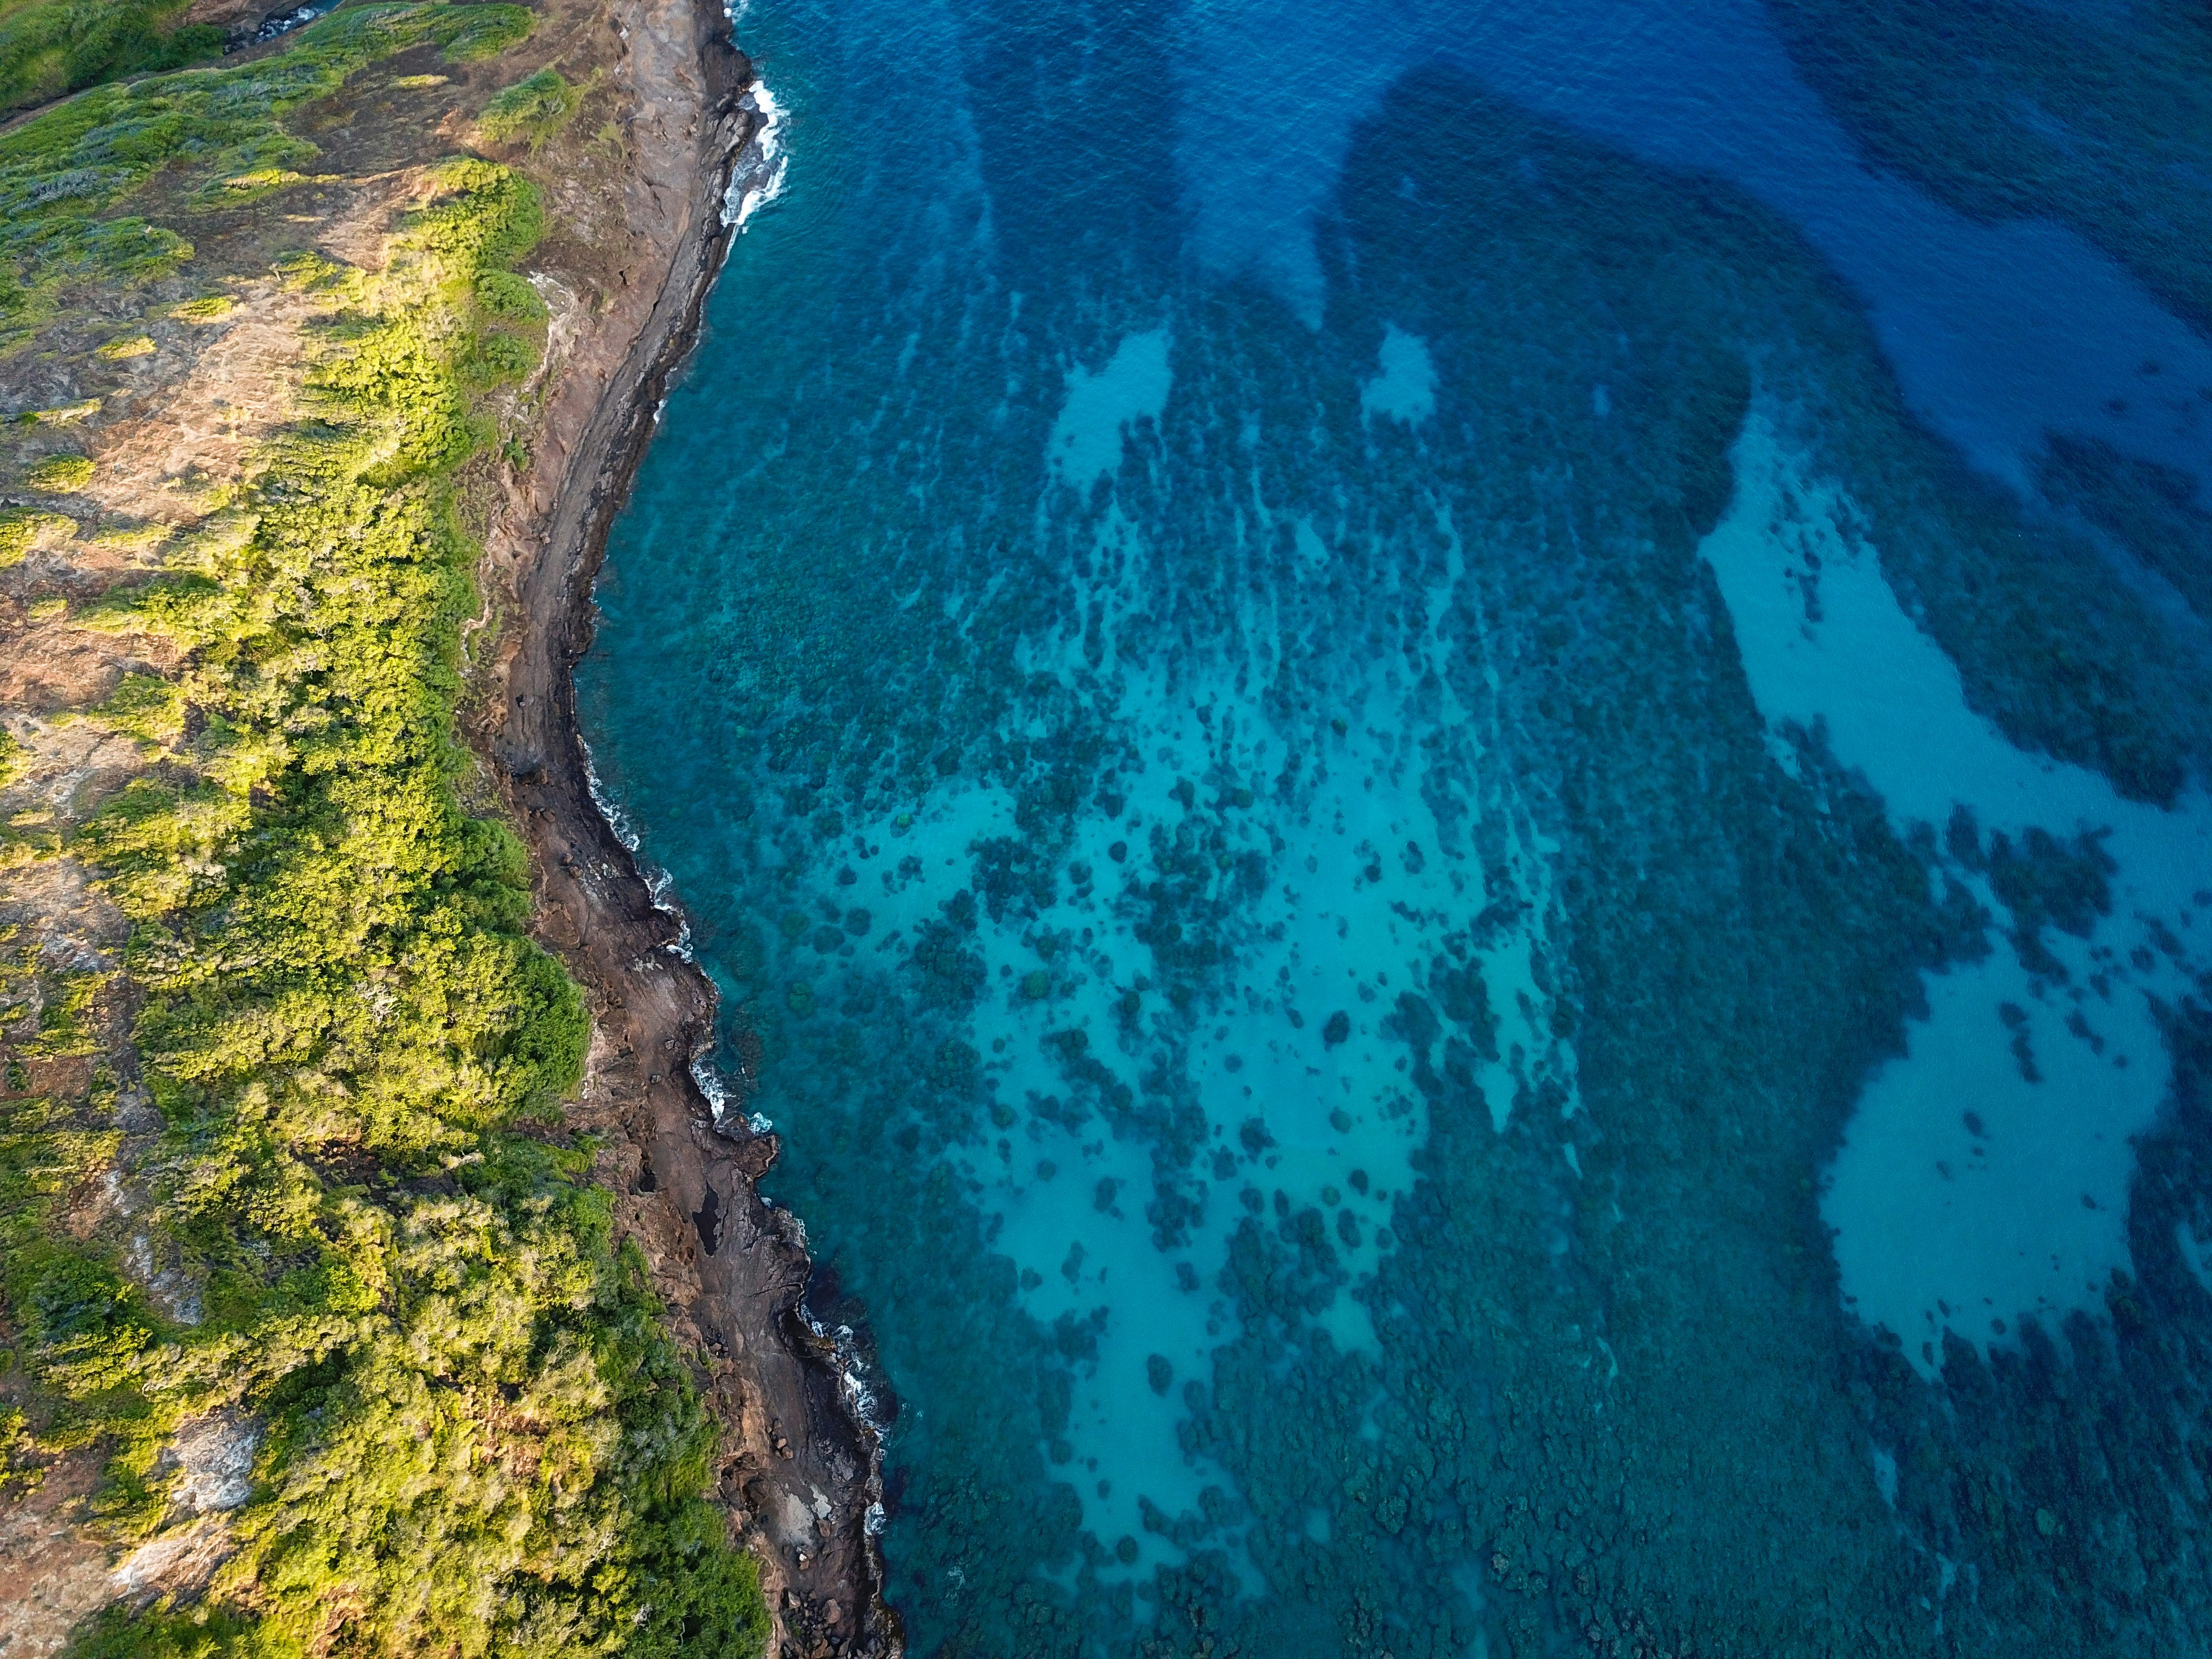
top-left (579, 0), bottom-right (2212, 1651)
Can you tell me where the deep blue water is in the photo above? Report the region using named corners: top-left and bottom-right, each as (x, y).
top-left (581, 0), bottom-right (2212, 1651)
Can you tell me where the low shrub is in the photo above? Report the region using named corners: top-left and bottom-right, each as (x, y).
top-left (166, 295), bottom-right (233, 322)
top-left (0, 507), bottom-right (74, 565)
top-left (24, 452), bottom-right (92, 492)
top-left (475, 66), bottom-right (578, 149)
top-left (0, 0), bottom-right (221, 116)
top-left (474, 267), bottom-right (547, 321)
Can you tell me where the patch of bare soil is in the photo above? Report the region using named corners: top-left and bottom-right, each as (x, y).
top-left (0, 1452), bottom-right (113, 1659)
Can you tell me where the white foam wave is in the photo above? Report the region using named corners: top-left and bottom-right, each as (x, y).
top-left (722, 76), bottom-right (788, 233)
top-left (581, 738), bottom-right (695, 953)
top-left (580, 737), bottom-right (767, 1135)
top-left (688, 1051), bottom-right (730, 1112)
top-left (792, 1308), bottom-right (893, 1440)
top-left (787, 1302), bottom-right (894, 1550)
top-left (254, 0), bottom-right (342, 43)
top-left (578, 737), bottom-right (639, 853)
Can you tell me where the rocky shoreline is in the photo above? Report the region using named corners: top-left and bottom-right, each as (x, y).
top-left (468, 3), bottom-right (892, 1653)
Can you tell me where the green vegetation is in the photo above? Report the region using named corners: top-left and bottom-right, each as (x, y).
top-left (0, 9), bottom-right (770, 1655)
top-left (0, 0), bottom-right (220, 116)
top-left (0, 2), bottom-right (534, 355)
top-left (88, 522), bottom-right (170, 555)
top-left (0, 507), bottom-right (74, 565)
top-left (474, 66), bottom-right (578, 149)
top-left (24, 452), bottom-right (93, 492)
top-left (474, 268), bottom-right (547, 322)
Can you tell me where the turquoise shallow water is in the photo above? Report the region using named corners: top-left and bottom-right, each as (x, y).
top-left (581, 1), bottom-right (2212, 1651)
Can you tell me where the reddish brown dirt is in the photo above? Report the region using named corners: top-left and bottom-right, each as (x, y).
top-left (0, 1453), bottom-right (113, 1659)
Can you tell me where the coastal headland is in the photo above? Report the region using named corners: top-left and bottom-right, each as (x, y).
top-left (0, 1), bottom-right (887, 1652)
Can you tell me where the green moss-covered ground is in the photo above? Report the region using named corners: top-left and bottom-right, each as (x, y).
top-left (0, 0), bottom-right (221, 116)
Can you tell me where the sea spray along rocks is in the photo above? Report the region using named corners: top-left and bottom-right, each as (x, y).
top-left (584, 16), bottom-right (2212, 1659)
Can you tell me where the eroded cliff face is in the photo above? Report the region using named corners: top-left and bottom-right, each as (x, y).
top-left (0, 3), bottom-right (885, 1653)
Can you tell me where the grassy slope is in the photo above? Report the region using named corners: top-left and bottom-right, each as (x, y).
top-left (0, 0), bottom-right (225, 116)
top-left (0, 7), bottom-right (769, 1655)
